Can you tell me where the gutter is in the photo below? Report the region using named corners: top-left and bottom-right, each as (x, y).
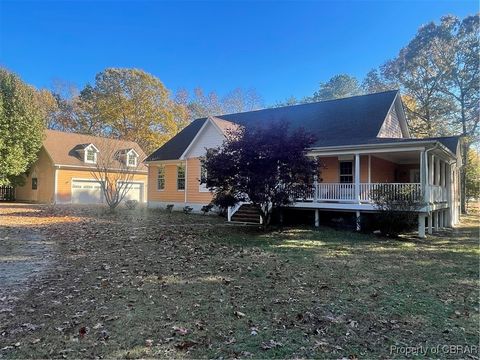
top-left (309, 139), bottom-right (456, 158)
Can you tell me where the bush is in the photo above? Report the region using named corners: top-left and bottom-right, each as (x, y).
top-left (166, 204), bottom-right (174, 213)
top-left (125, 199), bottom-right (138, 210)
top-left (370, 185), bottom-right (424, 237)
top-left (201, 204), bottom-right (214, 215)
top-left (212, 193), bottom-right (238, 217)
top-left (183, 206), bottom-right (193, 214)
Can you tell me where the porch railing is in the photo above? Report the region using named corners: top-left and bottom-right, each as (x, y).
top-left (292, 182), bottom-right (424, 203)
top-left (428, 185), bottom-right (447, 203)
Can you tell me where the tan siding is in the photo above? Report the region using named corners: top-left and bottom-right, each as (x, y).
top-left (370, 156), bottom-right (396, 182)
top-left (318, 157), bottom-right (339, 182)
top-left (186, 158), bottom-right (213, 204)
top-left (16, 148), bottom-right (55, 203)
top-left (318, 155), bottom-right (394, 183)
top-left (147, 163), bottom-right (185, 202)
top-left (57, 168), bottom-right (147, 203)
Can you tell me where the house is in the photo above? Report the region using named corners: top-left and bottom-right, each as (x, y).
top-left (145, 90), bottom-right (462, 238)
top-left (16, 130), bottom-right (148, 204)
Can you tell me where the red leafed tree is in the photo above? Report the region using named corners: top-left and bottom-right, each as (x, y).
top-left (203, 122), bottom-right (319, 228)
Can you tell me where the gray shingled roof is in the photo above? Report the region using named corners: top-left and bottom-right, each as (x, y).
top-left (145, 90), bottom-right (460, 161)
top-left (145, 118), bottom-right (206, 161)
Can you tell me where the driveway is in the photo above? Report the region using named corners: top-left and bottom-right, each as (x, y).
top-left (0, 204), bottom-right (55, 312)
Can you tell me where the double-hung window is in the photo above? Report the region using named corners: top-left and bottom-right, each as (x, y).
top-left (339, 161), bottom-right (353, 183)
top-left (86, 149), bottom-right (96, 163)
top-left (127, 153), bottom-right (137, 167)
top-left (177, 165), bottom-right (185, 191)
top-left (157, 166), bottom-right (165, 191)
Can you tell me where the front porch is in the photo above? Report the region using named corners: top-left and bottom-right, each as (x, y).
top-left (291, 149), bottom-right (450, 208)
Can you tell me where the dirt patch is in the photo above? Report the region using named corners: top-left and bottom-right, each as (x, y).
top-left (0, 225), bottom-right (55, 315)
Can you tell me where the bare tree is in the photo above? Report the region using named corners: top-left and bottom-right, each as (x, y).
top-left (89, 137), bottom-right (143, 211)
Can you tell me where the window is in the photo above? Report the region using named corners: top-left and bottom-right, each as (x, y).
top-left (127, 153), bottom-right (137, 167)
top-left (157, 166), bottom-right (165, 191)
top-left (177, 165), bottom-right (185, 191)
top-left (200, 164), bottom-right (207, 183)
top-left (339, 161), bottom-right (353, 183)
top-left (85, 149), bottom-right (96, 163)
top-left (32, 178), bottom-right (38, 190)
top-left (199, 163), bottom-right (209, 192)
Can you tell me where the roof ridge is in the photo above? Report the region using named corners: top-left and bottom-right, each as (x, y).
top-left (200, 89), bottom-right (399, 121)
top-left (45, 129), bottom-right (139, 145)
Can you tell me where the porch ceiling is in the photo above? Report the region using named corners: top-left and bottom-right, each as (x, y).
top-left (371, 150), bottom-right (420, 164)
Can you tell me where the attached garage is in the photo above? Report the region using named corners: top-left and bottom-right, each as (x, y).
top-left (71, 180), bottom-right (145, 204)
top-left (120, 182), bottom-right (144, 203)
top-left (71, 180), bottom-right (103, 204)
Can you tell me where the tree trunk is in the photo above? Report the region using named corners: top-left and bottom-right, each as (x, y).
top-left (461, 141), bottom-right (468, 214)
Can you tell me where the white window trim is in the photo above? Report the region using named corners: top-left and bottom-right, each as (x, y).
top-left (177, 164), bottom-right (185, 192)
top-left (157, 166), bottom-right (165, 191)
top-left (85, 149), bottom-right (97, 164)
top-left (127, 153), bottom-right (138, 167)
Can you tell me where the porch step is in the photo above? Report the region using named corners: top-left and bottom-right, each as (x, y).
top-left (231, 204), bottom-right (261, 224)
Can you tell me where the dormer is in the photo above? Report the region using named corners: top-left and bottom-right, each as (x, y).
top-left (116, 148), bottom-right (139, 167)
top-left (78, 143), bottom-right (99, 164)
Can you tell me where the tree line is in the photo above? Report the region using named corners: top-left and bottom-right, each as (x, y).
top-left (274, 14), bottom-right (479, 212)
top-left (0, 13), bottom-right (478, 210)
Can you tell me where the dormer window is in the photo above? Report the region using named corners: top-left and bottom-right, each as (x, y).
top-left (86, 149), bottom-right (96, 163)
top-left (116, 148), bottom-right (139, 167)
top-left (82, 144), bottom-right (99, 164)
top-left (127, 153), bottom-right (137, 167)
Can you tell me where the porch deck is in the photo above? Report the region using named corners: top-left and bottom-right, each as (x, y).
top-left (290, 182), bottom-right (447, 211)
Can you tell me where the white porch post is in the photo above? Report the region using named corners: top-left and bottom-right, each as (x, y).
top-left (355, 153), bottom-right (360, 203)
top-left (446, 163), bottom-right (453, 227)
top-left (441, 161), bottom-right (446, 187)
top-left (435, 157), bottom-right (440, 186)
top-left (314, 209), bottom-right (319, 227)
top-left (420, 150), bottom-right (426, 203)
top-left (418, 214), bottom-right (426, 238)
top-left (356, 211), bottom-right (361, 231)
top-left (429, 154), bottom-right (434, 186)
top-left (428, 214), bottom-right (433, 235)
top-left (434, 211), bottom-right (439, 232)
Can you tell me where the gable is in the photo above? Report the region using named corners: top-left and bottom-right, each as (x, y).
top-left (146, 90), bottom-right (402, 159)
top-left (377, 106), bottom-right (402, 138)
top-left (183, 119), bottom-right (226, 158)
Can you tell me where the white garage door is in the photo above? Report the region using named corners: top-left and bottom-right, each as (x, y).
top-left (120, 182), bottom-right (144, 203)
top-left (71, 180), bottom-right (103, 204)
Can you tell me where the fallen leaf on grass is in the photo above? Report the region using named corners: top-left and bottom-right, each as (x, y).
top-left (234, 311), bottom-right (246, 318)
top-left (261, 340), bottom-right (283, 350)
top-left (174, 340), bottom-right (197, 350)
top-left (172, 326), bottom-right (189, 335)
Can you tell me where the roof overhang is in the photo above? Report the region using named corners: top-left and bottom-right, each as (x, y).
top-left (308, 140), bottom-right (457, 160)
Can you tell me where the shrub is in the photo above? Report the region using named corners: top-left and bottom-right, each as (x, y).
top-left (183, 206), bottom-right (193, 214)
top-left (201, 204), bottom-right (214, 215)
top-left (125, 199), bottom-right (138, 210)
top-left (212, 193), bottom-right (238, 217)
top-left (370, 185), bottom-right (424, 237)
top-left (166, 204), bottom-right (174, 213)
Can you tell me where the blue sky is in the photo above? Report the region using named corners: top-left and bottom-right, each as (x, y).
top-left (0, 1), bottom-right (477, 105)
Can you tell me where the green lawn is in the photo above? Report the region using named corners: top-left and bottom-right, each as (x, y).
top-left (0, 205), bottom-right (478, 359)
